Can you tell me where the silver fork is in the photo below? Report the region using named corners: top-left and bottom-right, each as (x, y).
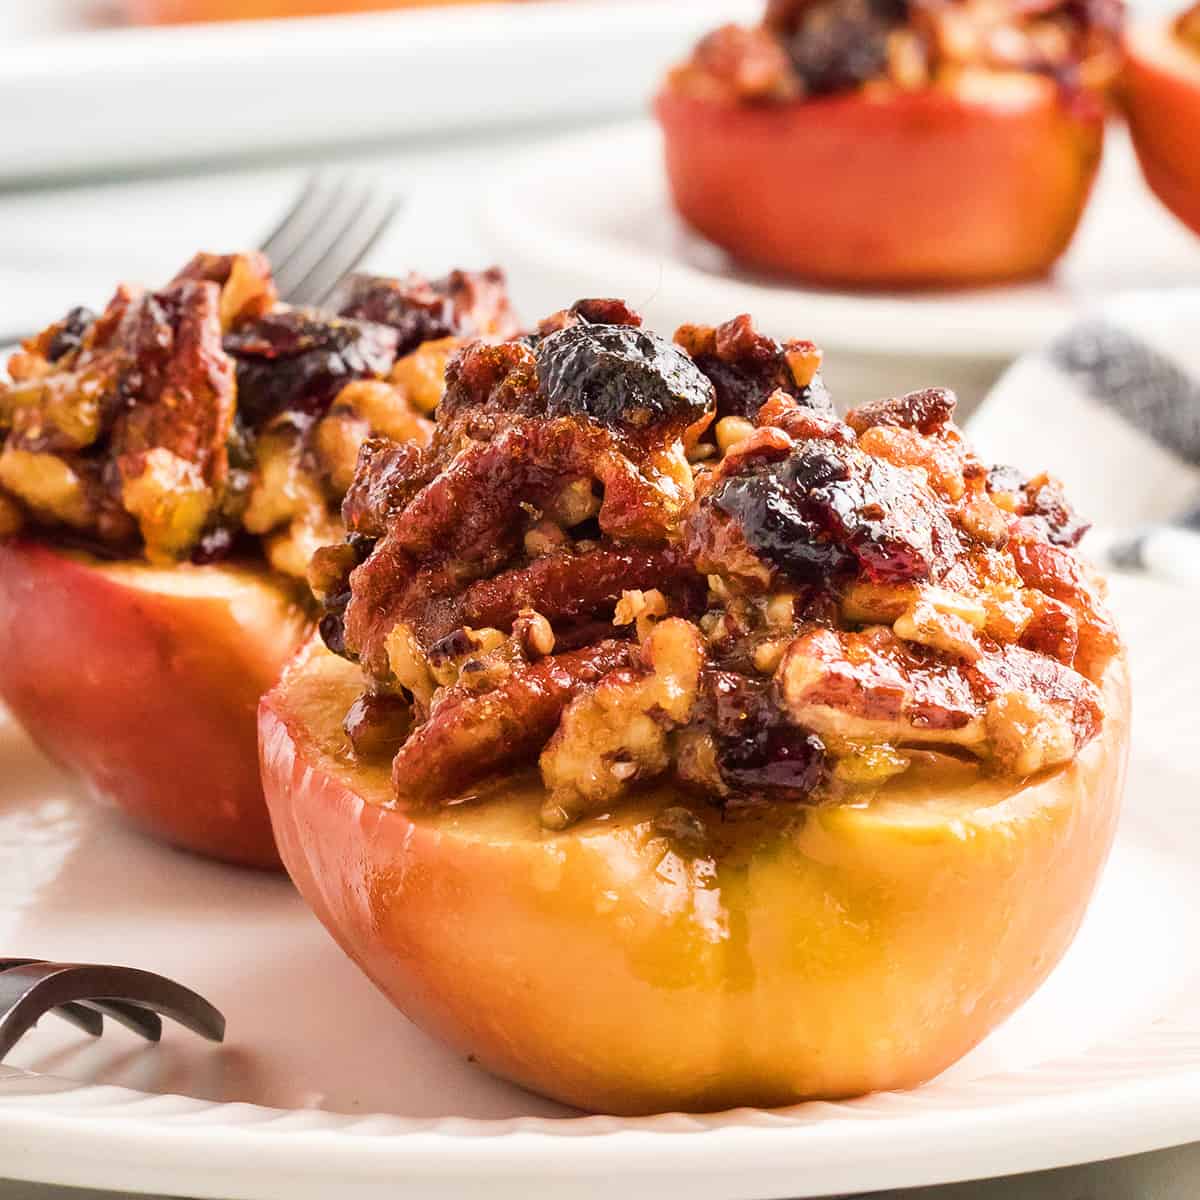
top-left (0, 958), bottom-right (224, 1063)
top-left (259, 173), bottom-right (403, 308)
top-left (0, 173), bottom-right (402, 347)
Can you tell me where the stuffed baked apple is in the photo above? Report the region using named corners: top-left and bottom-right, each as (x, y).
top-left (260, 304), bottom-right (1128, 1111)
top-left (0, 253), bottom-right (515, 866)
top-left (657, 0), bottom-right (1123, 287)
top-left (1124, 2), bottom-right (1200, 236)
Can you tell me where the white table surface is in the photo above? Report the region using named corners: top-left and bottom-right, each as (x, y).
top-left (0, 59), bottom-right (1195, 1200)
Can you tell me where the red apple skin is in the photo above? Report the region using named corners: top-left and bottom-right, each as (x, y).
top-left (656, 75), bottom-right (1104, 288)
top-left (261, 643), bottom-right (1130, 1115)
top-left (0, 540), bottom-right (310, 868)
top-left (1124, 21), bottom-right (1200, 236)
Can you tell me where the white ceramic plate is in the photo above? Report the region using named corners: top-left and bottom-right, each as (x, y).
top-left (1, 572), bottom-right (1198, 1199)
top-left (0, 1), bottom-right (760, 183)
top-left (477, 120), bottom-right (1200, 367)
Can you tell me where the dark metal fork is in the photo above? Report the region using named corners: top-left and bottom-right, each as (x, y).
top-left (0, 958), bottom-right (225, 1063)
top-left (0, 173), bottom-right (402, 347)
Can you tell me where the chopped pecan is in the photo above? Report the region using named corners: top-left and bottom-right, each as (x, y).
top-left (341, 437), bottom-right (429, 539)
top-left (390, 640), bottom-right (633, 804)
top-left (1010, 534), bottom-right (1119, 680)
top-left (536, 298), bottom-right (643, 337)
top-left (778, 626), bottom-right (986, 749)
top-left (846, 387), bottom-right (958, 437)
top-left (456, 545), bottom-right (704, 641)
top-left (689, 23), bottom-right (797, 100)
top-left (169, 251), bottom-right (277, 329)
top-left (969, 642), bottom-right (1104, 765)
top-left (540, 619), bottom-right (704, 827)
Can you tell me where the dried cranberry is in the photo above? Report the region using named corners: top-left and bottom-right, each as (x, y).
top-left (696, 354), bottom-right (831, 421)
top-left (713, 459), bottom-right (856, 582)
top-left (680, 316), bottom-right (833, 423)
top-left (986, 464), bottom-right (1029, 494)
top-left (988, 467), bottom-right (1090, 547)
top-left (319, 608), bottom-right (350, 658)
top-left (344, 691), bottom-right (411, 759)
top-left (1026, 478), bottom-right (1092, 547)
top-left (190, 523), bottom-right (237, 564)
top-left (720, 723), bottom-right (827, 799)
top-left (45, 306), bottom-right (95, 362)
top-left (427, 627), bottom-right (475, 666)
top-left (536, 323), bottom-right (715, 438)
top-left (707, 672), bottom-right (826, 801)
top-left (329, 274), bottom-right (459, 356)
top-left (712, 439), bottom-right (959, 586)
top-left (330, 268), bottom-right (514, 357)
top-left (780, 0), bottom-right (906, 94)
top-left (225, 310), bottom-right (397, 428)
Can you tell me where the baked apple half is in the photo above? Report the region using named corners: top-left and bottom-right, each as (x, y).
top-left (1124, 3), bottom-right (1200, 236)
top-left (0, 253), bottom-right (516, 867)
top-left (261, 305), bottom-right (1129, 1110)
top-left (657, 0), bottom-right (1123, 288)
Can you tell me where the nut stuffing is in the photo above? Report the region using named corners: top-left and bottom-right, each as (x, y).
top-left (0, 253), bottom-right (518, 573)
top-left (312, 303), bottom-right (1120, 828)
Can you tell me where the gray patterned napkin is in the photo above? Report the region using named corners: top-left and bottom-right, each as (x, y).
top-left (969, 292), bottom-right (1200, 587)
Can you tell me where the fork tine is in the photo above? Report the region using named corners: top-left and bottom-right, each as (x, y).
top-left (3, 176), bottom-right (404, 348)
top-left (306, 193), bottom-right (404, 309)
top-left (268, 178), bottom-right (362, 299)
top-left (257, 174), bottom-right (321, 261)
top-left (270, 177), bottom-right (365, 303)
top-left (1, 962), bottom-right (100, 1057)
top-left (83, 965), bottom-right (225, 1042)
top-left (83, 999), bottom-right (163, 1043)
top-left (275, 176), bottom-right (402, 309)
top-left (284, 183), bottom-right (376, 308)
top-left (0, 962), bottom-right (223, 1063)
top-left (0, 959), bottom-right (101, 1040)
top-left (0, 960), bottom-right (161, 1042)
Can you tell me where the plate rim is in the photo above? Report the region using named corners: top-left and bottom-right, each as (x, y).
top-left (477, 121), bottom-right (1192, 362)
top-left (3, 1060), bottom-right (1200, 1198)
top-left (3, 573), bottom-right (1199, 1197)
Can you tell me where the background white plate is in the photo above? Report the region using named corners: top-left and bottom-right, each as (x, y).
top-left (1, 573), bottom-right (1198, 1199)
top-left (0, 1), bottom-right (759, 184)
top-left (478, 121), bottom-right (1200, 405)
